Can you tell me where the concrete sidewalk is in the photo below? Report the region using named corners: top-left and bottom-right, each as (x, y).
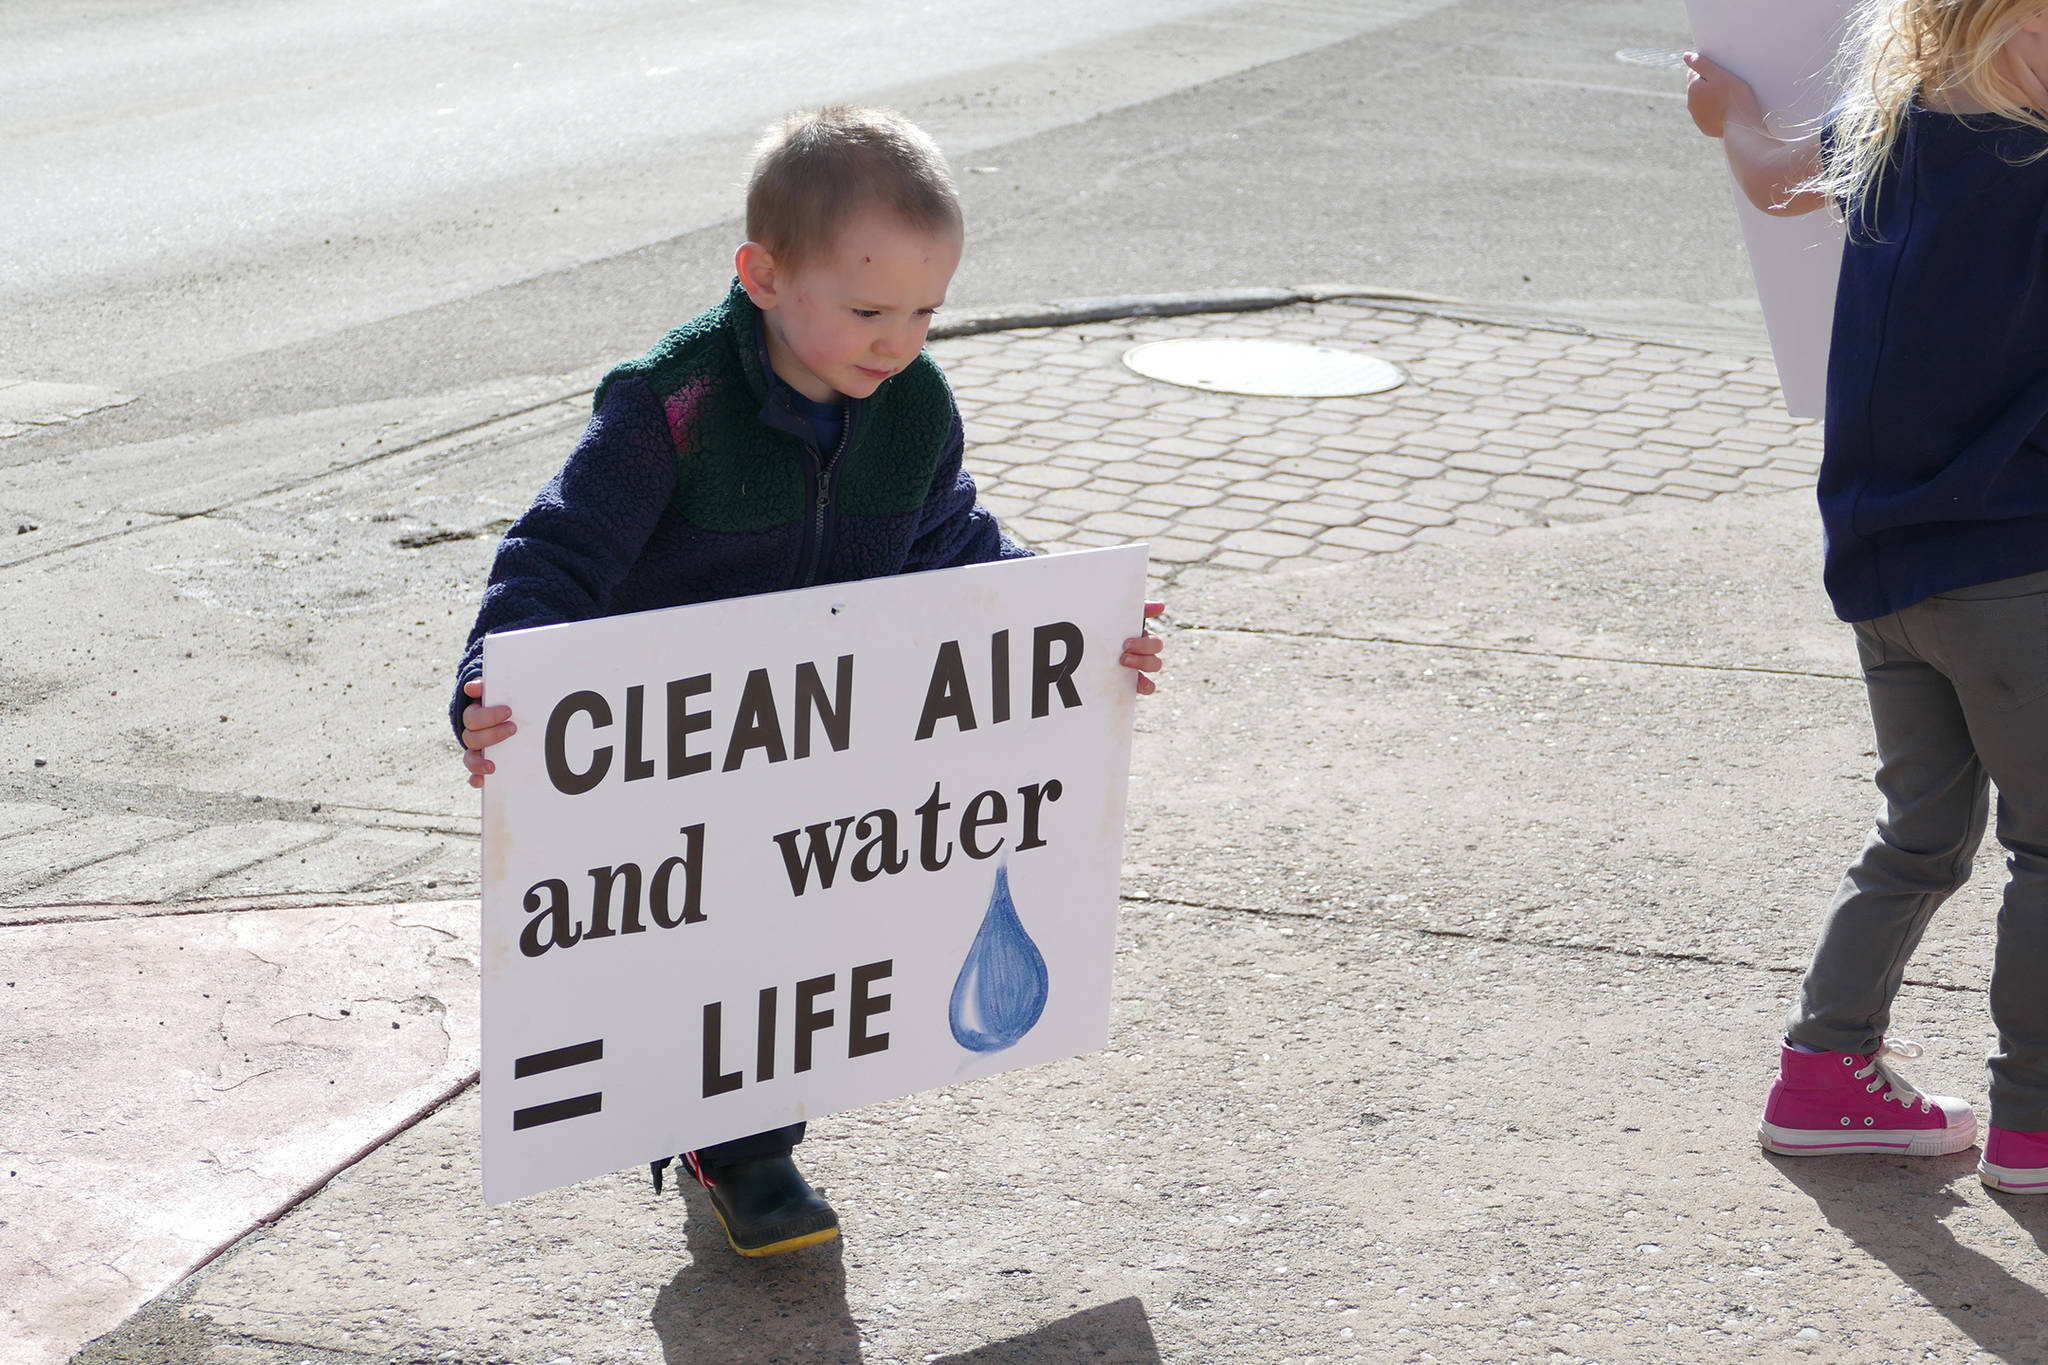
top-left (14, 298), bottom-right (2048, 1363)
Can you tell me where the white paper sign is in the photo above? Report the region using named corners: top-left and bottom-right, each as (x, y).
top-left (477, 546), bottom-right (1149, 1204)
top-left (1684, 0), bottom-right (1858, 418)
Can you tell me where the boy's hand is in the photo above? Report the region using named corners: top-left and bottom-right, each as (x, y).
top-left (1120, 600), bottom-right (1167, 696)
top-left (1684, 52), bottom-right (1764, 139)
top-left (460, 676), bottom-right (516, 788)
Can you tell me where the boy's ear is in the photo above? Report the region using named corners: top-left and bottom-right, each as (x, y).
top-left (735, 241), bottom-right (781, 309)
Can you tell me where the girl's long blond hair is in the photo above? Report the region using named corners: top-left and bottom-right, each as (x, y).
top-left (1823, 0), bottom-right (2048, 216)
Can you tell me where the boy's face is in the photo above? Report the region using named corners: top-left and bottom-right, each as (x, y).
top-left (738, 207), bottom-right (962, 404)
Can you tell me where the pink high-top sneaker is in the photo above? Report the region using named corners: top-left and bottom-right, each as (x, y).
top-left (1980, 1126), bottom-right (2048, 1194)
top-left (1758, 1039), bottom-right (1976, 1157)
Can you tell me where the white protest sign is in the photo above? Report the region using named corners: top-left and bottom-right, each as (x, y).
top-left (477, 546), bottom-right (1149, 1204)
top-left (1684, 0), bottom-right (1857, 418)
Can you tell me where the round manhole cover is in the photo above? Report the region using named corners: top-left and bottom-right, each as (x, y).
top-left (1121, 338), bottom-right (1405, 398)
top-left (1615, 47), bottom-right (1687, 68)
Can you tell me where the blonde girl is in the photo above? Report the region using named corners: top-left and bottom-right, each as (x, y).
top-left (1688, 0), bottom-right (2048, 1195)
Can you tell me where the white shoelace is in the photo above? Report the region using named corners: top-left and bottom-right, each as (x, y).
top-left (1856, 1039), bottom-right (1933, 1111)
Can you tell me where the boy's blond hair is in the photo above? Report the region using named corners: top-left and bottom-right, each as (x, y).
top-left (1823, 0), bottom-right (2048, 218)
top-left (746, 106), bottom-right (961, 270)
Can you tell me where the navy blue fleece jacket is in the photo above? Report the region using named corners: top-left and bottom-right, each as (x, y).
top-left (450, 281), bottom-right (1027, 735)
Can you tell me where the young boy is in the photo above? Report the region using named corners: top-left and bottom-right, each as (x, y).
top-left (451, 106), bottom-right (1165, 1257)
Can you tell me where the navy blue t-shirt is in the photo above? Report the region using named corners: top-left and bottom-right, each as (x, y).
top-left (785, 387), bottom-right (847, 462)
top-left (1822, 105), bottom-right (2048, 620)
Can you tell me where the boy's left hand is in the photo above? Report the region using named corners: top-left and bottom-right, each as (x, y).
top-left (1120, 600), bottom-right (1167, 695)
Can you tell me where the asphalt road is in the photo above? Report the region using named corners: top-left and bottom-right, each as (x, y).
top-left (5, 0), bottom-right (1745, 446)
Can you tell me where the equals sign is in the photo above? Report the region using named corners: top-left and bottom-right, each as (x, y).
top-left (512, 1038), bottom-right (604, 1130)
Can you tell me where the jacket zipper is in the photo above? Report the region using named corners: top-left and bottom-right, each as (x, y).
top-left (797, 407), bottom-right (853, 588)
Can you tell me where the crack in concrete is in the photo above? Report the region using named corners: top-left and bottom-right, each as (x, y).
top-left (270, 1010), bottom-right (351, 1027)
top-left (389, 908), bottom-right (460, 942)
top-left (1127, 893), bottom-right (1329, 921)
top-left (319, 992), bottom-right (460, 1058)
top-left (237, 1337), bottom-right (390, 1362)
top-left (1128, 893), bottom-right (1985, 995)
top-left (346, 844), bottom-right (458, 895)
top-left (211, 1331), bottom-right (497, 1365)
top-left (1409, 923), bottom-right (1986, 995)
top-left (207, 1067), bottom-right (283, 1094)
top-left (1183, 622), bottom-right (1861, 682)
top-left (316, 799), bottom-right (481, 837)
top-left (354, 993), bottom-right (448, 1013)
top-left (203, 993), bottom-right (236, 1090)
top-left (89, 1258), bottom-right (141, 1291)
top-left (0, 888), bottom-right (474, 927)
top-left (348, 843), bottom-right (452, 888)
top-left (187, 831), bottom-right (338, 899)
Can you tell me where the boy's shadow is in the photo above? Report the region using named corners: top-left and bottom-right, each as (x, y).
top-left (650, 1180), bottom-right (860, 1365)
top-left (929, 1296), bottom-right (1162, 1363)
top-left (1771, 1152), bottom-right (2048, 1360)
top-left (646, 1180), bottom-right (1163, 1365)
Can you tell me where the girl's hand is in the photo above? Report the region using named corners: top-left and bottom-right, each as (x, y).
top-left (1120, 600), bottom-right (1167, 696)
top-left (1683, 51), bottom-right (1826, 217)
top-left (459, 676), bottom-right (516, 788)
top-left (1685, 51), bottom-right (1766, 139)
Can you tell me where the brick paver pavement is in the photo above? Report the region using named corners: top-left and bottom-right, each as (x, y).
top-left (935, 299), bottom-right (1815, 583)
top-left (2, 300), bottom-right (1815, 910)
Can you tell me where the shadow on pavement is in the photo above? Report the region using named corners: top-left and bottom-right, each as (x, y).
top-left (1773, 1152), bottom-right (2048, 1360)
top-left (930, 1296), bottom-right (1162, 1363)
top-left (2006, 1191), bottom-right (2048, 1254)
top-left (650, 1180), bottom-right (859, 1365)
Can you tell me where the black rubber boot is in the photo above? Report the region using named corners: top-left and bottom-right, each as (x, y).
top-left (696, 1154), bottom-right (840, 1257)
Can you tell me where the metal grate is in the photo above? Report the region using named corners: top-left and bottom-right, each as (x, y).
top-left (1615, 47), bottom-right (1688, 69)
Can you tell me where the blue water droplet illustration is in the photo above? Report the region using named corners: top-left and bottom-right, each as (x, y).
top-left (949, 864), bottom-right (1049, 1053)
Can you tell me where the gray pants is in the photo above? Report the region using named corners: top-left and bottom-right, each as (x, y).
top-left (1788, 567), bottom-right (2048, 1131)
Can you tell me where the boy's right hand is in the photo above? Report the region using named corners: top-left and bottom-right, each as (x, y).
top-left (460, 676), bottom-right (516, 789)
top-left (1684, 51), bottom-right (1764, 139)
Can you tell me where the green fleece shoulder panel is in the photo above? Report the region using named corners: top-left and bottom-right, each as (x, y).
top-left (833, 353), bottom-right (958, 518)
top-left (669, 368), bottom-right (809, 532)
top-left (594, 307), bottom-right (714, 414)
top-left (586, 282), bottom-right (804, 532)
